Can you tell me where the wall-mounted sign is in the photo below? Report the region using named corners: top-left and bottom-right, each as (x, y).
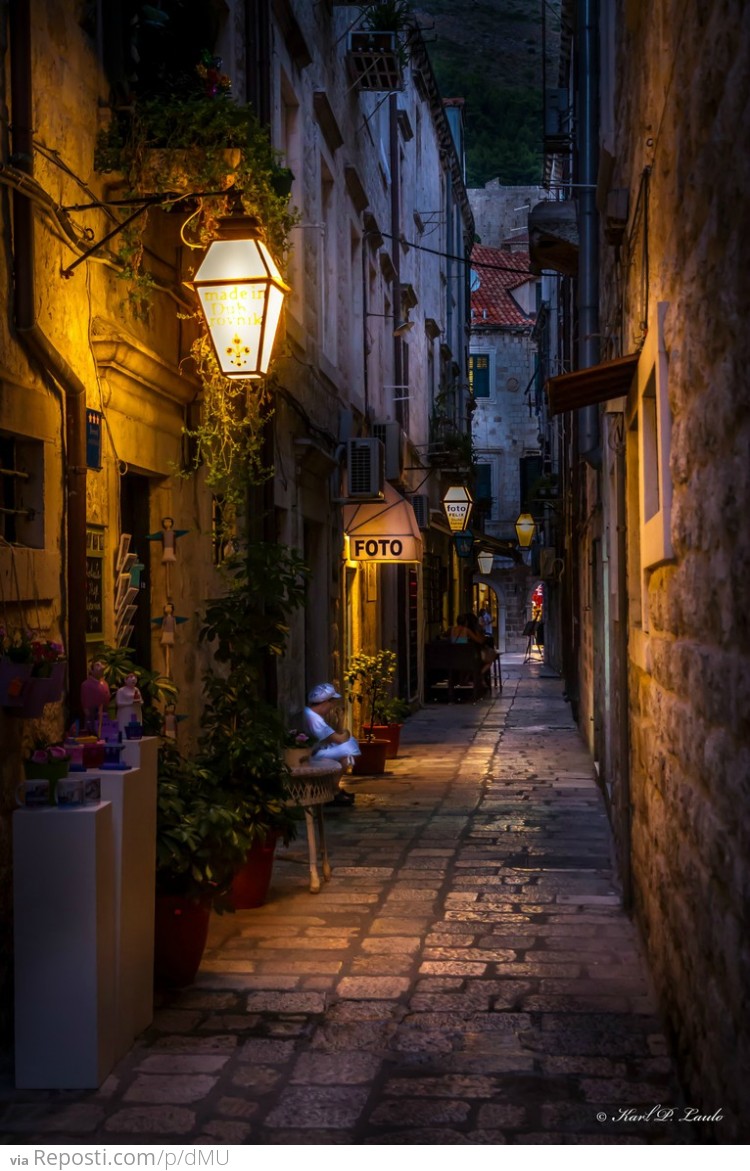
top-left (342, 484), bottom-right (423, 563)
top-left (442, 485), bottom-right (473, 532)
top-left (86, 410), bottom-right (102, 470)
top-left (85, 524), bottom-right (105, 639)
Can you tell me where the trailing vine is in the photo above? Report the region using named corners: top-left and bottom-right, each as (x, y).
top-left (96, 63), bottom-right (297, 499)
top-left (180, 333), bottom-right (274, 512)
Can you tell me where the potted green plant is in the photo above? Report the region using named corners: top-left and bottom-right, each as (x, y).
top-left (198, 543), bottom-right (307, 906)
top-left (347, 2), bottom-right (412, 90)
top-left (154, 742), bottom-right (253, 985)
top-left (345, 649), bottom-right (397, 775)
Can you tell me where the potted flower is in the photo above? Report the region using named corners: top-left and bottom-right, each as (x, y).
top-left (23, 740), bottom-right (71, 801)
top-left (1, 630), bottom-right (66, 717)
top-left (345, 649), bottom-right (397, 775)
top-left (283, 729), bottom-right (317, 770)
top-left (0, 626), bottom-right (34, 707)
top-left (154, 743), bottom-right (253, 986)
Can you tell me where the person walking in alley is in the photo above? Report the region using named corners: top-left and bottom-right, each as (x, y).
top-left (478, 605), bottom-right (501, 690)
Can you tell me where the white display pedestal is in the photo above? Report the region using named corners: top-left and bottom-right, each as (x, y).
top-left (100, 739), bottom-right (157, 1060)
top-left (14, 804), bottom-right (116, 1088)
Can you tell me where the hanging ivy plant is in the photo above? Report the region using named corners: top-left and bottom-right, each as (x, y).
top-left (179, 333), bottom-right (274, 513)
top-left (96, 61), bottom-right (297, 497)
top-left (95, 81), bottom-right (295, 264)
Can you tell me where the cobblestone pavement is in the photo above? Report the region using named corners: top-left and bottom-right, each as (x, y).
top-left (1, 656), bottom-right (695, 1145)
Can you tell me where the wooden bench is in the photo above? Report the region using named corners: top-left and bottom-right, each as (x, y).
top-left (425, 641), bottom-right (484, 703)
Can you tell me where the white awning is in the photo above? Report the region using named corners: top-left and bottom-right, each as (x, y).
top-left (343, 483), bottom-right (423, 563)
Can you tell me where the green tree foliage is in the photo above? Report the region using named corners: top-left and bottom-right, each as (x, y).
top-left (430, 53), bottom-right (543, 186)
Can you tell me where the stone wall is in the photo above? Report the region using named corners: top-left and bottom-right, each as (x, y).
top-left (595, 0), bottom-right (750, 1136)
top-left (468, 179), bottom-right (546, 248)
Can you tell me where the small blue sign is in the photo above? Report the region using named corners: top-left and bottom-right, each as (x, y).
top-left (86, 410), bottom-right (102, 470)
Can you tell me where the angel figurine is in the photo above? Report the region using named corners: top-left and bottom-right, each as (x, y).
top-left (146, 516), bottom-right (188, 591)
top-left (162, 702), bottom-right (187, 741)
top-left (151, 601), bottom-right (188, 677)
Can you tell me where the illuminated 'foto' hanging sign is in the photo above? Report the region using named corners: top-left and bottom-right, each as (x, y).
top-left (442, 485), bottom-right (473, 532)
top-left (188, 215), bottom-right (289, 379)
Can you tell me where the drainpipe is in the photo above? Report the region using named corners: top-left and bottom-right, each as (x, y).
top-left (10, 1), bottom-right (87, 714)
top-left (577, 0), bottom-right (601, 467)
top-left (389, 93), bottom-right (402, 408)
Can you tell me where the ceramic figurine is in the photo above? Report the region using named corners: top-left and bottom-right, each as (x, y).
top-left (147, 516), bottom-right (188, 590)
top-left (115, 672), bottom-right (143, 732)
top-left (151, 602), bottom-right (188, 677)
top-left (80, 659), bottom-right (110, 737)
top-left (162, 702), bottom-right (186, 741)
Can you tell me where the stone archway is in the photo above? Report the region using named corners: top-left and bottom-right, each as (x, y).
top-left (473, 574), bottom-right (507, 652)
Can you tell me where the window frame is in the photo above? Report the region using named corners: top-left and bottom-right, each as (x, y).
top-left (637, 301), bottom-right (673, 569)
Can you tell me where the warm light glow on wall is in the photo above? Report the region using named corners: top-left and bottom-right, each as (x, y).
top-left (188, 216), bottom-right (289, 379)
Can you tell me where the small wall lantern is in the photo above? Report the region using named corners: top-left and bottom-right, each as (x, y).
top-left (476, 549), bottom-right (494, 575)
top-left (515, 512), bottom-right (536, 548)
top-left (187, 214), bottom-right (289, 379)
top-left (442, 485), bottom-right (473, 532)
top-left (453, 530), bottom-right (475, 558)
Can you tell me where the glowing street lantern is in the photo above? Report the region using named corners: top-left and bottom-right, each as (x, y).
top-left (515, 512), bottom-right (536, 548)
top-left (187, 215), bottom-right (289, 379)
top-left (477, 549), bottom-right (494, 575)
top-left (442, 485), bottom-right (473, 532)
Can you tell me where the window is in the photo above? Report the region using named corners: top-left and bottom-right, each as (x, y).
top-left (469, 352), bottom-right (491, 399)
top-left (637, 301), bottom-right (673, 568)
top-left (0, 433), bottom-right (44, 547)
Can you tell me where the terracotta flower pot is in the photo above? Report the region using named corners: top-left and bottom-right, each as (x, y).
top-left (231, 835), bottom-right (278, 909)
top-left (351, 737), bottom-right (389, 776)
top-left (362, 724), bottom-right (402, 758)
top-left (153, 895), bottom-right (212, 987)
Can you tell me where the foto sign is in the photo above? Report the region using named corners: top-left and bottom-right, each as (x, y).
top-left (442, 485), bottom-right (473, 532)
top-left (347, 534), bottom-right (421, 562)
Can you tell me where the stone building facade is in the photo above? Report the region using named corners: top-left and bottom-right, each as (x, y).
top-left (0, 0), bottom-right (472, 1045)
top-left (542, 0), bottom-right (750, 1137)
top-left (469, 242), bottom-right (541, 648)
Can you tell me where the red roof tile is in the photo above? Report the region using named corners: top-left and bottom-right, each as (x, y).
top-left (471, 244), bottom-right (536, 329)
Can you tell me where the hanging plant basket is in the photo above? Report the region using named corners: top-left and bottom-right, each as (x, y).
top-left (347, 31), bottom-right (404, 91)
top-left (0, 660), bottom-right (33, 708)
top-left (5, 662), bottom-right (66, 718)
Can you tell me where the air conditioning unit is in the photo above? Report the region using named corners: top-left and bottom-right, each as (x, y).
top-left (346, 438), bottom-right (385, 499)
top-left (372, 420), bottom-right (404, 481)
top-left (409, 494), bottom-right (430, 530)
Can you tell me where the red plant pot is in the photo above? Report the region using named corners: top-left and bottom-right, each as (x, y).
top-left (362, 724), bottom-right (402, 758)
top-left (351, 737), bottom-right (389, 776)
top-left (153, 895), bottom-right (211, 988)
top-left (231, 835), bottom-right (278, 910)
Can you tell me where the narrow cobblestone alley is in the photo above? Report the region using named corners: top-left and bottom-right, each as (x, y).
top-left (1, 657), bottom-right (700, 1146)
